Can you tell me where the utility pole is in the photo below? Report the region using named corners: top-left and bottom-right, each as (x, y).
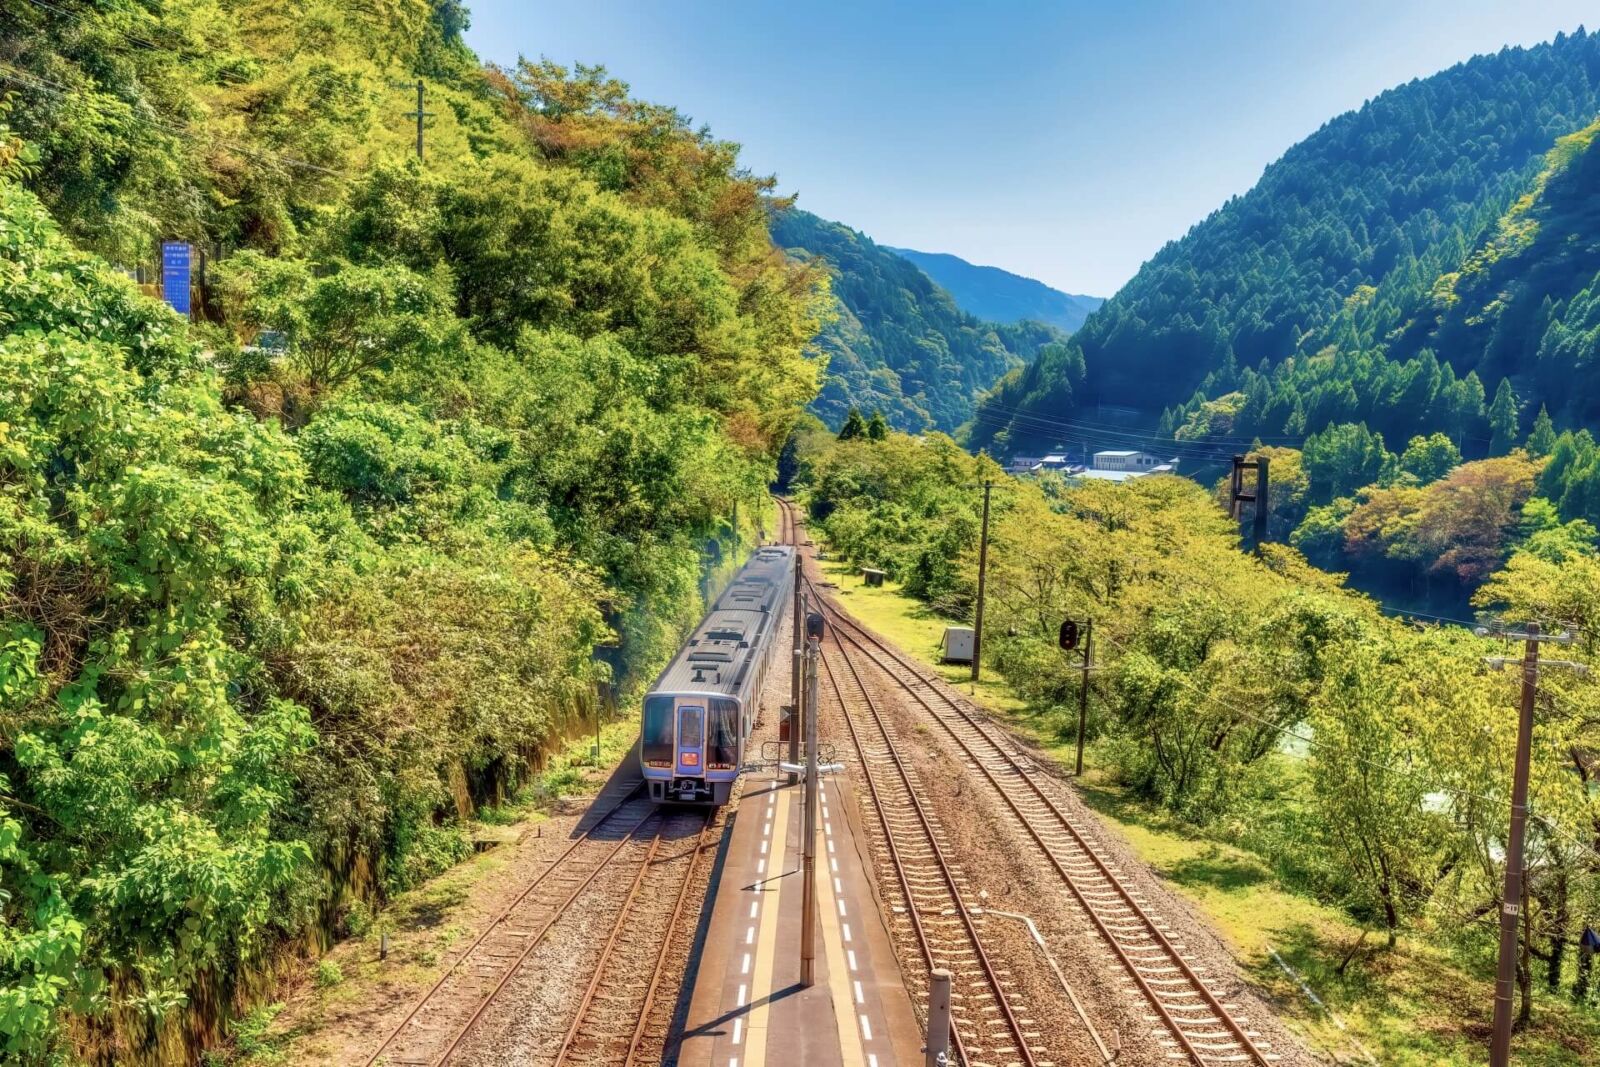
top-left (1227, 454), bottom-right (1270, 550)
top-left (1483, 621), bottom-right (1586, 1067)
top-left (800, 610), bottom-right (825, 987)
top-left (405, 79), bottom-right (433, 160)
top-left (971, 480), bottom-right (994, 682)
top-left (1075, 618), bottom-right (1093, 777)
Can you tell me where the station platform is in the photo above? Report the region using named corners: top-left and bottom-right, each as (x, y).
top-left (675, 766), bottom-right (922, 1067)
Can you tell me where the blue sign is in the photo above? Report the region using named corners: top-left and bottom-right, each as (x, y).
top-left (161, 241), bottom-right (192, 318)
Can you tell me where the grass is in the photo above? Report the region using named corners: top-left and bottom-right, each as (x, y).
top-left (817, 552), bottom-right (1600, 1065)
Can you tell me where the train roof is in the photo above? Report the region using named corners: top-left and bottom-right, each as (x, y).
top-left (714, 545), bottom-right (794, 615)
top-left (649, 546), bottom-right (793, 698)
top-left (651, 607), bottom-right (770, 696)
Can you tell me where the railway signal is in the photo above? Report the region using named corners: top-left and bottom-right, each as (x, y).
top-left (1061, 617), bottom-right (1095, 775)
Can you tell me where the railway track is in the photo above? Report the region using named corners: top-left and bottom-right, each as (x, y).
top-left (551, 809), bottom-right (714, 1067)
top-left (364, 783), bottom-right (663, 1066)
top-left (819, 620), bottom-right (1044, 1067)
top-left (778, 496), bottom-right (1275, 1066)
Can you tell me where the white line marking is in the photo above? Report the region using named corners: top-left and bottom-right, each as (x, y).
top-left (842, 923), bottom-right (852, 942)
top-left (837, 899), bottom-right (847, 917)
top-left (732, 1018), bottom-right (743, 1045)
top-left (757, 858), bottom-right (766, 875)
top-left (827, 839), bottom-right (835, 854)
top-left (760, 840), bottom-right (768, 854)
top-left (750, 901), bottom-right (759, 919)
top-left (860, 1015), bottom-right (873, 1041)
top-left (834, 877), bottom-right (842, 894)
top-left (831, 858), bottom-right (839, 873)
top-left (847, 949), bottom-right (858, 971)
top-left (741, 952), bottom-right (751, 975)
top-left (854, 979), bottom-right (864, 1004)
top-left (745, 927), bottom-right (755, 945)
top-left (869, 1055), bottom-right (879, 1067)
top-left (738, 983), bottom-right (747, 1006)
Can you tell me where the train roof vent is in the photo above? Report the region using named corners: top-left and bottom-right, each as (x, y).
top-left (689, 651), bottom-right (733, 663)
top-left (706, 625), bottom-right (747, 642)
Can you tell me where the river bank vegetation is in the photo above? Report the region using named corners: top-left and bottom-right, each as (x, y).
top-left (794, 422), bottom-right (1600, 1059)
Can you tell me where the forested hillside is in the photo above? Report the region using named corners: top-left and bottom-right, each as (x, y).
top-left (882, 246), bottom-right (1102, 333)
top-left (972, 28), bottom-right (1600, 456)
top-left (770, 207), bottom-right (1064, 433)
top-left (0, 2), bottom-right (821, 1061)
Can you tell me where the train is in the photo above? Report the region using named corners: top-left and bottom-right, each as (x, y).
top-left (641, 544), bottom-right (795, 804)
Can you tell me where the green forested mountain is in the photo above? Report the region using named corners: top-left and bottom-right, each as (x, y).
top-left (769, 207), bottom-right (1065, 433)
top-left (0, 3), bottom-right (821, 1061)
top-left (972, 28), bottom-right (1600, 456)
top-left (882, 246), bottom-right (1103, 332)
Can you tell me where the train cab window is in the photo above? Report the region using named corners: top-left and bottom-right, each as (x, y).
top-left (643, 696), bottom-right (675, 766)
top-left (709, 698), bottom-right (740, 768)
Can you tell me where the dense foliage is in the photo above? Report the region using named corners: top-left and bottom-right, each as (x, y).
top-left (796, 425), bottom-right (1600, 1040)
top-left (880, 246), bottom-right (1102, 333)
top-left (769, 207), bottom-right (1063, 433)
top-left (0, 3), bottom-right (823, 1061)
top-left (973, 28), bottom-right (1600, 456)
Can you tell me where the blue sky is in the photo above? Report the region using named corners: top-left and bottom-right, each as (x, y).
top-left (463, 1), bottom-right (1594, 298)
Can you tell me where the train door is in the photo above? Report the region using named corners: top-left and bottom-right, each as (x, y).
top-left (675, 704), bottom-right (705, 778)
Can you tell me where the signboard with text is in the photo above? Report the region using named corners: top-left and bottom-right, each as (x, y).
top-left (161, 241), bottom-right (192, 318)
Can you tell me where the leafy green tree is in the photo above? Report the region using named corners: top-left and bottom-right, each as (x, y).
top-left (1303, 422), bottom-right (1393, 502)
top-left (1489, 377), bottom-right (1520, 455)
top-left (837, 407), bottom-right (867, 441)
top-left (865, 410), bottom-right (888, 440)
top-left (1398, 432), bottom-right (1461, 483)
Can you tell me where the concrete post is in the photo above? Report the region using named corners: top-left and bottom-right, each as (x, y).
top-left (925, 967), bottom-right (952, 1066)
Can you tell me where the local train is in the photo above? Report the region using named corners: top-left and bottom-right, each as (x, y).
top-left (641, 544), bottom-right (795, 804)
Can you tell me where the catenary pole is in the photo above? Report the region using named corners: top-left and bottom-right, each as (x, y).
top-left (800, 611), bottom-right (824, 987)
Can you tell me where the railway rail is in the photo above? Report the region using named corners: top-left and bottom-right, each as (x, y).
top-left (779, 496), bottom-right (1275, 1066)
top-left (364, 783), bottom-right (664, 1067)
top-left (819, 613), bottom-right (1044, 1067)
top-left (551, 809), bottom-right (714, 1067)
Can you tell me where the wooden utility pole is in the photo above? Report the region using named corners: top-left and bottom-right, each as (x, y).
top-left (1485, 622), bottom-right (1585, 1066)
top-left (971, 480), bottom-right (994, 682)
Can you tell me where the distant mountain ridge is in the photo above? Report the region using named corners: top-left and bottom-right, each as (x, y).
top-left (769, 208), bottom-right (1067, 434)
top-left (970, 27), bottom-right (1600, 458)
top-left (885, 246), bottom-right (1103, 333)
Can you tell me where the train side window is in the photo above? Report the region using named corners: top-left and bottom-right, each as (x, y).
top-left (643, 695), bottom-right (675, 765)
top-left (710, 697), bottom-right (740, 766)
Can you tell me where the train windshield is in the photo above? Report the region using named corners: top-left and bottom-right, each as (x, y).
top-left (643, 695), bottom-right (675, 766)
top-left (709, 698), bottom-right (740, 768)
top-left (678, 706), bottom-right (704, 746)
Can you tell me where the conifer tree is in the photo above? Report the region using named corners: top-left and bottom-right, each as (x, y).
top-left (1489, 378), bottom-right (1519, 455)
top-left (1527, 404), bottom-right (1557, 457)
top-left (837, 407), bottom-right (867, 440)
top-left (865, 410), bottom-right (888, 440)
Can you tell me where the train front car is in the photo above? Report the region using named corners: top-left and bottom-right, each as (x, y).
top-left (642, 546), bottom-right (794, 804)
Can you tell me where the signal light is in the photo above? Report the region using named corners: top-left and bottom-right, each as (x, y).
top-left (1059, 619), bottom-right (1079, 651)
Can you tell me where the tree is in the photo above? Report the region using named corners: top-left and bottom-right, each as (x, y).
top-left (1528, 404), bottom-right (1558, 456)
top-left (1303, 422), bottom-right (1393, 502)
top-left (1399, 432), bottom-right (1462, 483)
top-left (1489, 377), bottom-right (1520, 455)
top-left (865, 409), bottom-right (888, 440)
top-left (837, 407), bottom-right (868, 440)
